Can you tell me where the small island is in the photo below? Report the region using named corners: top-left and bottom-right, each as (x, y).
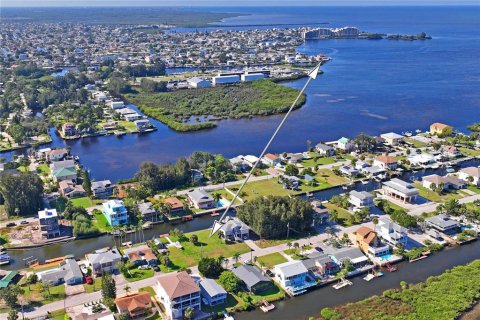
top-left (126, 79), bottom-right (307, 132)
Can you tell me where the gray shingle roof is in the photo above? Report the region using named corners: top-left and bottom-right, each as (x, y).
top-left (232, 264), bottom-right (270, 289)
top-left (199, 278), bottom-right (227, 297)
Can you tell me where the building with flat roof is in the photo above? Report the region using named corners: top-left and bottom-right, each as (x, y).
top-left (199, 278), bottom-right (227, 306)
top-left (382, 178), bottom-right (418, 203)
top-left (38, 208), bottom-right (61, 239)
top-left (425, 214), bottom-right (460, 234)
top-left (102, 199), bottom-right (128, 226)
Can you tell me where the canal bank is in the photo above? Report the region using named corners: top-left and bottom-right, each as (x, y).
top-left (236, 241), bottom-right (480, 320)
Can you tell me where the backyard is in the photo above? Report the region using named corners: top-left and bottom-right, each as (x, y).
top-left (315, 169), bottom-right (349, 186)
top-left (93, 210), bottom-right (113, 232)
top-left (413, 182), bottom-right (468, 202)
top-left (124, 268), bottom-right (155, 282)
top-left (71, 197), bottom-right (103, 209)
top-left (256, 252), bottom-right (288, 268)
top-left (323, 202), bottom-right (354, 226)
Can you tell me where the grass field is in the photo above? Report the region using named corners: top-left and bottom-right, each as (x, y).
top-left (413, 182), bottom-right (464, 202)
top-left (37, 163), bottom-right (51, 175)
top-left (93, 210), bottom-right (113, 232)
top-left (21, 283), bottom-right (65, 305)
top-left (301, 156), bottom-right (336, 168)
top-left (315, 169), bottom-right (349, 186)
top-left (459, 147), bottom-right (480, 157)
top-left (233, 178), bottom-right (294, 201)
top-left (256, 252), bottom-right (288, 268)
top-left (405, 138), bottom-right (428, 148)
top-left (125, 268), bottom-right (155, 282)
top-left (467, 185), bottom-right (480, 194)
top-left (323, 202), bottom-right (353, 226)
top-left (84, 277), bottom-right (102, 293)
top-left (71, 197), bottom-right (103, 208)
top-left (167, 229), bottom-right (251, 268)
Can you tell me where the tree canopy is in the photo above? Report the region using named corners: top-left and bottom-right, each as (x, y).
top-left (0, 172), bottom-right (43, 216)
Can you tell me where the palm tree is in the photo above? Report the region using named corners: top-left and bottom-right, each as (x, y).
top-left (286, 242), bottom-right (292, 251)
top-left (124, 284), bottom-right (131, 296)
top-left (232, 252), bottom-right (241, 265)
top-left (184, 306), bottom-right (195, 320)
top-left (212, 192), bottom-right (221, 203)
top-left (329, 209), bottom-right (339, 224)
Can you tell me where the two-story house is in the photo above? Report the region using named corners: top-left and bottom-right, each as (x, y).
top-left (91, 180), bottom-right (115, 198)
top-left (375, 216), bottom-right (408, 247)
top-left (86, 249), bottom-right (122, 276)
top-left (355, 226), bottom-right (390, 258)
top-left (199, 278), bottom-right (227, 306)
top-left (155, 271), bottom-right (201, 320)
top-left (274, 260), bottom-right (316, 296)
top-left (102, 199), bottom-right (129, 226)
top-left (349, 190), bottom-right (374, 209)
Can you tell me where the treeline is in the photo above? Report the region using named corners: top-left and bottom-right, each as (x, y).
top-left (7, 115), bottom-right (49, 143)
top-left (119, 62), bottom-right (166, 77)
top-left (64, 204), bottom-right (100, 237)
top-left (237, 196), bottom-right (314, 239)
top-left (0, 171), bottom-right (44, 216)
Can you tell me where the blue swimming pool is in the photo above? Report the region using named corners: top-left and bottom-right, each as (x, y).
top-left (379, 254), bottom-right (394, 261)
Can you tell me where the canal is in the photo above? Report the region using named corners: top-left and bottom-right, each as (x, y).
top-left (3, 158), bottom-right (480, 270)
top-left (237, 240), bottom-right (480, 320)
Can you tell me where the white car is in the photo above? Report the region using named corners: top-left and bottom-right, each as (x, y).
top-left (80, 264), bottom-right (88, 275)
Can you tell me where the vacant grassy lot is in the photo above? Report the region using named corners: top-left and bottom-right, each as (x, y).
top-left (167, 229), bottom-right (250, 268)
top-left (301, 156), bottom-right (336, 168)
top-left (413, 182), bottom-right (464, 202)
top-left (323, 202), bottom-right (353, 226)
top-left (21, 283), bottom-right (66, 305)
top-left (459, 147), bottom-right (480, 157)
top-left (71, 197), bottom-right (103, 208)
top-left (316, 169), bottom-right (349, 186)
top-left (233, 178), bottom-right (294, 201)
top-left (125, 268), bottom-right (155, 282)
top-left (256, 252), bottom-right (288, 268)
top-left (93, 210), bottom-right (113, 232)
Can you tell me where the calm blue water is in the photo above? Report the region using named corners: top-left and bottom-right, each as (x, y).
top-left (4, 6), bottom-right (480, 181)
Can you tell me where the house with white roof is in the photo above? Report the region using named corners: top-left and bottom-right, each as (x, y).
top-left (349, 190), bottom-right (374, 208)
top-left (425, 214), bottom-right (460, 235)
top-left (199, 278), bottom-right (227, 306)
top-left (380, 132), bottom-right (404, 146)
top-left (375, 216), bottom-right (408, 246)
top-left (274, 261), bottom-right (316, 296)
top-left (186, 189), bottom-right (215, 209)
top-left (382, 178), bottom-right (419, 203)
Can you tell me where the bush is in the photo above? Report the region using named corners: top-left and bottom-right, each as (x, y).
top-left (218, 271), bottom-right (242, 293)
top-left (320, 307), bottom-right (341, 320)
top-left (198, 257), bottom-right (223, 278)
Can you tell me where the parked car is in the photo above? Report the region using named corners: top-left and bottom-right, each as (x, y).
top-left (20, 220), bottom-right (29, 225)
top-left (138, 265), bottom-right (150, 270)
top-left (153, 265), bottom-right (160, 272)
top-left (6, 222), bottom-right (16, 227)
top-left (85, 275), bottom-right (93, 285)
top-left (80, 264), bottom-right (88, 275)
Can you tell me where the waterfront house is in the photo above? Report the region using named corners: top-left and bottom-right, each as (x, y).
top-left (62, 122), bottom-right (76, 136)
top-left (91, 180), bottom-right (115, 198)
top-left (52, 167), bottom-right (77, 183)
top-left (162, 197), bottom-right (185, 215)
top-left (230, 156), bottom-right (249, 172)
top-left (102, 199), bottom-right (129, 226)
top-left (315, 143), bottom-right (335, 156)
top-left (274, 260), bottom-right (316, 296)
top-left (349, 190), bottom-right (374, 209)
top-left (115, 291), bottom-right (152, 319)
top-left (242, 155), bottom-right (260, 167)
top-left (109, 101), bottom-right (124, 109)
top-left (355, 226), bottom-right (390, 258)
top-left (373, 155), bottom-right (398, 170)
top-left (337, 137), bottom-right (354, 151)
top-left (59, 179), bottom-right (85, 199)
top-left (339, 165), bottom-right (358, 178)
top-left (138, 202), bottom-right (161, 223)
top-left (218, 217), bottom-right (250, 242)
top-left (375, 216), bottom-right (408, 247)
top-left (47, 148), bottom-right (69, 162)
top-left (430, 122), bottom-right (452, 137)
top-left (125, 113), bottom-right (142, 122)
top-left (425, 214), bottom-right (460, 234)
top-left (380, 132), bottom-right (403, 146)
top-left (361, 165), bottom-right (386, 178)
top-left (330, 247), bottom-right (369, 269)
top-left (422, 174), bottom-right (466, 191)
top-left (186, 189), bottom-right (215, 209)
top-left (86, 249), bottom-right (122, 276)
top-left (282, 152), bottom-right (304, 164)
top-left (191, 169), bottom-right (204, 183)
top-left (302, 252), bottom-right (339, 278)
top-left (408, 153), bottom-right (436, 166)
top-left (155, 271), bottom-right (201, 320)
top-left (124, 244), bottom-right (158, 266)
top-left (187, 77), bottom-right (211, 88)
top-left (232, 264), bottom-right (272, 293)
top-left (458, 167), bottom-right (480, 186)
top-left (382, 178), bottom-right (418, 203)
top-left (262, 153), bottom-right (281, 167)
top-left (50, 159), bottom-right (75, 172)
top-left (38, 208), bottom-right (61, 239)
top-left (37, 258), bottom-right (83, 286)
top-left (134, 119), bottom-right (150, 129)
top-left (199, 278), bottom-right (227, 306)
top-left (441, 145), bottom-right (460, 158)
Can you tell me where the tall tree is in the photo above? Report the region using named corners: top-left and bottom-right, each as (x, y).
top-left (101, 273), bottom-right (116, 300)
top-left (0, 172), bottom-right (43, 216)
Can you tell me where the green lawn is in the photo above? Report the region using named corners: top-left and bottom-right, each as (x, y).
top-left (139, 286), bottom-right (156, 297)
top-left (323, 202), bottom-right (354, 226)
top-left (50, 309), bottom-right (67, 320)
top-left (405, 138), bottom-right (427, 148)
top-left (250, 284), bottom-right (285, 305)
top-left (413, 182), bottom-right (463, 202)
top-left (125, 268), bottom-right (155, 282)
top-left (37, 163), bottom-right (51, 175)
top-left (256, 252), bottom-right (288, 268)
top-left (467, 185), bottom-right (480, 194)
top-left (459, 147), bottom-right (480, 157)
top-left (301, 156), bottom-right (336, 168)
top-left (233, 178), bottom-right (294, 201)
top-left (374, 199), bottom-right (405, 212)
top-left (84, 277), bottom-right (102, 293)
top-left (21, 284), bottom-right (65, 305)
top-left (93, 211), bottom-right (113, 232)
top-left (316, 169), bottom-right (349, 186)
top-left (167, 229), bottom-right (251, 268)
top-left (70, 197), bottom-right (103, 208)
top-left (284, 249), bottom-right (304, 260)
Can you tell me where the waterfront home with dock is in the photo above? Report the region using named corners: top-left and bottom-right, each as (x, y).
top-left (373, 155), bottom-right (398, 171)
top-left (155, 271), bottom-right (201, 320)
top-left (315, 143), bottom-right (335, 156)
top-left (37, 258), bottom-right (83, 286)
top-left (349, 190), bottom-right (374, 209)
top-left (137, 202), bottom-right (161, 223)
top-left (302, 251), bottom-right (340, 278)
top-left (458, 167), bottom-right (480, 186)
top-left (382, 178), bottom-right (419, 203)
top-left (274, 260), bottom-right (317, 296)
top-left (38, 208), bottom-right (61, 239)
top-left (86, 249), bottom-right (122, 276)
top-left (186, 189), bottom-right (215, 209)
top-left (59, 179), bottom-right (86, 199)
top-left (102, 199), bottom-right (129, 226)
top-left (124, 244), bottom-right (158, 266)
top-left (355, 226), bottom-right (391, 258)
top-left (199, 278), bottom-right (227, 307)
top-left (422, 174), bottom-right (466, 191)
top-left (425, 214), bottom-right (461, 235)
top-left (380, 132), bottom-right (404, 146)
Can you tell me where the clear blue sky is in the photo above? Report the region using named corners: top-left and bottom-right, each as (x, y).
top-left (2, 0), bottom-right (478, 7)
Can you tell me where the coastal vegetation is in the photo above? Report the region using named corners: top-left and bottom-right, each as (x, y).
top-left (318, 259), bottom-right (480, 320)
top-left (237, 196), bottom-right (314, 239)
top-left (0, 171), bottom-right (44, 216)
top-left (126, 80), bottom-right (306, 132)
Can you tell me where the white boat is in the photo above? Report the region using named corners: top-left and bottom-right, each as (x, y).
top-left (0, 253), bottom-right (11, 266)
top-left (333, 278), bottom-right (352, 289)
top-left (361, 180), bottom-right (369, 185)
top-left (363, 270), bottom-right (384, 281)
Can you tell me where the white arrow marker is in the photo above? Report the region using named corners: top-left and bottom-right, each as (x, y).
top-left (210, 62), bottom-right (322, 237)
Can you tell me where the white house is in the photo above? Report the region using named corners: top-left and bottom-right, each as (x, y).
top-left (422, 174), bottom-right (466, 190)
top-left (373, 155), bottom-right (398, 170)
top-left (315, 143), bottom-right (335, 156)
top-left (382, 178), bottom-right (418, 203)
top-left (242, 155), bottom-right (259, 167)
top-left (155, 271), bottom-right (201, 320)
top-left (187, 77), bottom-right (211, 88)
top-left (349, 190), bottom-right (374, 208)
top-left (458, 167), bottom-right (480, 186)
top-left (375, 216), bottom-right (408, 247)
top-left (186, 189), bottom-right (215, 209)
top-left (337, 137), bottom-right (354, 151)
top-left (380, 132), bottom-right (404, 146)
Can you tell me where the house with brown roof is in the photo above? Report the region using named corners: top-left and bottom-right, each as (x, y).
top-left (430, 122), bottom-right (452, 137)
top-left (155, 271), bottom-right (201, 319)
top-left (115, 291), bottom-right (152, 318)
top-left (62, 122), bottom-right (76, 136)
top-left (441, 145), bottom-right (460, 158)
top-left (124, 245), bottom-right (158, 266)
top-left (59, 179), bottom-right (85, 199)
top-left (373, 155), bottom-right (398, 170)
top-left (459, 167), bottom-right (480, 186)
top-left (422, 174), bottom-right (466, 191)
top-left (261, 153), bottom-right (281, 166)
top-left (163, 197), bottom-right (185, 215)
top-left (355, 226), bottom-right (390, 258)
